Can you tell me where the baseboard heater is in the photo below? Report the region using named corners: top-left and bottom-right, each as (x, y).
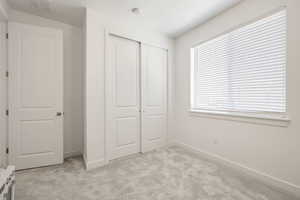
top-left (0, 166), bottom-right (15, 200)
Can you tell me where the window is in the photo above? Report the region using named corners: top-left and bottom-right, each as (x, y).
top-left (191, 9), bottom-right (287, 120)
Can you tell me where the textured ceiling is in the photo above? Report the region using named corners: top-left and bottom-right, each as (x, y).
top-left (8, 0), bottom-right (241, 38)
top-left (85, 0), bottom-right (241, 38)
top-left (8, 0), bottom-right (85, 27)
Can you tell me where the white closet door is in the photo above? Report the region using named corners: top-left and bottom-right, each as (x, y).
top-left (8, 22), bottom-right (63, 170)
top-left (107, 35), bottom-right (141, 160)
top-left (141, 44), bottom-right (167, 152)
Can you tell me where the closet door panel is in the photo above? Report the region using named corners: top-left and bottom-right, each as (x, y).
top-left (141, 44), bottom-right (167, 152)
top-left (107, 35), bottom-right (141, 160)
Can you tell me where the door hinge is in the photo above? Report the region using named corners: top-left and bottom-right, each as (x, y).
top-left (6, 33), bottom-right (8, 39)
top-left (5, 71), bottom-right (8, 78)
top-left (6, 148), bottom-right (9, 154)
top-left (6, 109), bottom-right (8, 116)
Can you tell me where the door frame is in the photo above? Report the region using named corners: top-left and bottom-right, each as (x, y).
top-left (0, 8), bottom-right (7, 167)
top-left (104, 29), bottom-right (169, 163)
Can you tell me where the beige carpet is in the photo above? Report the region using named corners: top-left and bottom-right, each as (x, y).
top-left (15, 146), bottom-right (298, 200)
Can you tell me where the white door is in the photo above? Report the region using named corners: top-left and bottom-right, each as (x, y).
top-left (0, 22), bottom-right (7, 167)
top-left (8, 22), bottom-right (63, 170)
top-left (106, 35), bottom-right (141, 160)
top-left (141, 44), bottom-right (167, 152)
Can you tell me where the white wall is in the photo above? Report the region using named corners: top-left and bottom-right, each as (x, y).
top-left (83, 8), bottom-right (175, 169)
top-left (174, 0), bottom-right (300, 195)
top-left (0, 0), bottom-right (8, 19)
top-left (0, 0), bottom-right (7, 168)
top-left (9, 10), bottom-right (84, 158)
top-left (83, 9), bottom-right (105, 167)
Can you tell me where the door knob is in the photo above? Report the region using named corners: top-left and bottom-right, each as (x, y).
top-left (56, 112), bottom-right (63, 116)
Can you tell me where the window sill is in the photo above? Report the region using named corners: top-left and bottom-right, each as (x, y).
top-left (189, 109), bottom-right (290, 127)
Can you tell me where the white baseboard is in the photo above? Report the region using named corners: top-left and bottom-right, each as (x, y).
top-left (173, 141), bottom-right (300, 198)
top-left (83, 154), bottom-right (107, 171)
top-left (64, 151), bottom-right (82, 159)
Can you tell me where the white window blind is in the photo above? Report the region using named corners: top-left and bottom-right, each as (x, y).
top-left (191, 9), bottom-right (287, 115)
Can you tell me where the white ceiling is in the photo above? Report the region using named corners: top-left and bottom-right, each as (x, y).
top-left (8, 0), bottom-right (241, 38)
top-left (8, 0), bottom-right (86, 27)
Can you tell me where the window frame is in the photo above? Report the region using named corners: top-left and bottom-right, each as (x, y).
top-left (189, 7), bottom-right (290, 126)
